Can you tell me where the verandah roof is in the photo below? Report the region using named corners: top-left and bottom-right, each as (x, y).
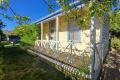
top-left (34, 2), bottom-right (85, 24)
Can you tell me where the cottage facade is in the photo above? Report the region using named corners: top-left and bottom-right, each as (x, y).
top-left (35, 3), bottom-right (102, 55)
top-left (34, 2), bottom-right (109, 80)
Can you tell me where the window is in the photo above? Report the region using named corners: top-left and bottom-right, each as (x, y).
top-left (67, 17), bottom-right (80, 42)
top-left (68, 27), bottom-right (80, 42)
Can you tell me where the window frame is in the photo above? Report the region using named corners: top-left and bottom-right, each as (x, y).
top-left (67, 26), bottom-right (81, 42)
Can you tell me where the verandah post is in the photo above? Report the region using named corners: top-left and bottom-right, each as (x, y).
top-left (90, 15), bottom-right (96, 80)
top-left (56, 16), bottom-right (59, 52)
top-left (41, 22), bottom-right (43, 48)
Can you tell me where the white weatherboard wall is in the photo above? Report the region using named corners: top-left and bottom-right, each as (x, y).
top-left (39, 14), bottom-right (101, 54)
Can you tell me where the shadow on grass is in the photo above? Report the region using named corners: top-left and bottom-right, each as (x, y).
top-left (0, 46), bottom-right (70, 80)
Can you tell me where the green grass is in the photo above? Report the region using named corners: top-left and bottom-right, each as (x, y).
top-left (0, 46), bottom-right (68, 80)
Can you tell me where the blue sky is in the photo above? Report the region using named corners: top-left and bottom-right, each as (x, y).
top-left (2, 0), bottom-right (51, 31)
top-left (1, 0), bottom-right (119, 31)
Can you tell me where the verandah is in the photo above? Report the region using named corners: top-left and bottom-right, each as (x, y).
top-left (34, 13), bottom-right (109, 80)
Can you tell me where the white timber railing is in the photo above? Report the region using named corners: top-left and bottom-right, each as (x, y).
top-left (34, 39), bottom-right (108, 80)
top-left (35, 40), bottom-right (90, 65)
top-left (34, 40), bottom-right (91, 79)
top-left (35, 40), bottom-right (90, 55)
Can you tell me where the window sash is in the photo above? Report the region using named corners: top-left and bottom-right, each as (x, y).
top-left (68, 29), bottom-right (80, 42)
top-left (67, 17), bottom-right (80, 42)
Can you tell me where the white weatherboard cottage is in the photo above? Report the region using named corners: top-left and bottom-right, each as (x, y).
top-left (34, 1), bottom-right (109, 80)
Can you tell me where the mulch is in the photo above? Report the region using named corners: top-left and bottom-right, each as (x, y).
top-left (98, 49), bottom-right (120, 80)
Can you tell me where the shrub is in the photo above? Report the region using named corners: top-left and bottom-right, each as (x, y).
top-left (1, 41), bottom-right (9, 45)
top-left (110, 10), bottom-right (120, 38)
top-left (110, 11), bottom-right (120, 51)
top-left (15, 24), bottom-right (39, 46)
top-left (0, 41), bottom-right (10, 47)
top-left (79, 66), bottom-right (89, 75)
top-left (111, 37), bottom-right (120, 51)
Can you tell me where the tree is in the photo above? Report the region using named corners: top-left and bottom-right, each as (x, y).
top-left (15, 24), bottom-right (38, 46)
top-left (110, 10), bottom-right (120, 38)
top-left (42, 0), bottom-right (119, 28)
top-left (0, 0), bottom-right (31, 25)
top-left (0, 20), bottom-right (6, 47)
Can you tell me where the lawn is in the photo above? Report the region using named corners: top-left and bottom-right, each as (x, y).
top-left (0, 46), bottom-right (69, 80)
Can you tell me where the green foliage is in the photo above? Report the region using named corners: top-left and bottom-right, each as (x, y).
top-left (110, 10), bottom-right (120, 51)
top-left (0, 0), bottom-right (9, 11)
top-left (0, 41), bottom-right (9, 46)
top-left (0, 30), bottom-right (6, 39)
top-left (0, 20), bottom-right (6, 28)
top-left (0, 0), bottom-right (31, 25)
top-left (111, 37), bottom-right (120, 51)
top-left (110, 11), bottom-right (120, 37)
top-left (15, 16), bottom-right (31, 25)
top-left (0, 20), bottom-right (6, 47)
top-left (15, 24), bottom-right (38, 46)
top-left (46, 0), bottom-right (119, 29)
top-left (0, 0), bottom-right (13, 20)
top-left (79, 65), bottom-right (89, 75)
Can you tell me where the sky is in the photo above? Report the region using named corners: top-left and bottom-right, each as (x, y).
top-left (1, 0), bottom-right (119, 31)
top-left (1, 0), bottom-right (52, 31)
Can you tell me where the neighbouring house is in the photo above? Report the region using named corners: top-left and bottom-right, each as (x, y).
top-left (8, 35), bottom-right (20, 43)
top-left (3, 30), bottom-right (20, 43)
top-left (34, 1), bottom-right (109, 80)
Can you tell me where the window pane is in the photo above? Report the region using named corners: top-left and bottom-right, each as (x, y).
top-left (73, 32), bottom-right (78, 41)
top-left (69, 32), bottom-right (73, 40)
top-left (68, 31), bottom-right (79, 41)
